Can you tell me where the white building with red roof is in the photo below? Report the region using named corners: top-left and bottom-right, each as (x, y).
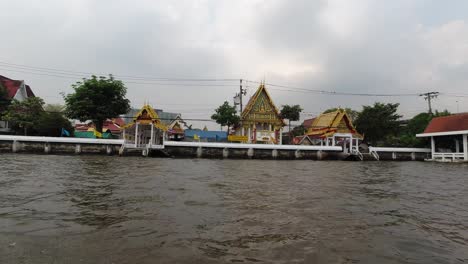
top-left (0, 75), bottom-right (36, 133)
top-left (416, 113), bottom-right (468, 162)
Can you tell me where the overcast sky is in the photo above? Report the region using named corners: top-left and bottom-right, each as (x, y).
top-left (1, 0), bottom-right (468, 128)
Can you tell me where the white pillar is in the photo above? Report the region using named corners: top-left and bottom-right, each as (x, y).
top-left (455, 139), bottom-right (460, 153)
top-left (431, 136), bottom-right (435, 160)
top-left (135, 123), bottom-right (139, 147)
top-left (463, 134), bottom-right (468, 161)
top-left (241, 127), bottom-right (245, 136)
top-left (332, 136), bottom-right (335, 146)
top-left (248, 127), bottom-right (251, 143)
top-left (150, 124), bottom-right (154, 146)
top-left (75, 144), bottom-right (82, 154)
top-left (123, 129), bottom-right (126, 142)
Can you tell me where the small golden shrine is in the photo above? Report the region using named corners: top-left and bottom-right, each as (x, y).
top-left (121, 104), bottom-right (167, 148)
top-left (237, 83), bottom-right (285, 144)
top-left (307, 108), bottom-right (362, 139)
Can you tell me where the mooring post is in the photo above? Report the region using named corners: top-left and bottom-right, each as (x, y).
top-left (196, 147), bottom-right (203, 158)
top-left (272, 149), bottom-right (278, 159)
top-left (44, 143), bottom-right (51, 154)
top-left (118, 145), bottom-right (125, 156)
top-left (106, 145), bottom-right (113, 155)
top-left (142, 148), bottom-right (149, 157)
top-left (295, 150), bottom-right (302, 159)
top-left (222, 148), bottom-right (229, 158)
top-left (247, 148), bottom-right (254, 158)
top-left (12, 140), bottom-right (19, 153)
top-left (317, 150), bottom-right (323, 160)
top-left (75, 144), bottom-right (82, 154)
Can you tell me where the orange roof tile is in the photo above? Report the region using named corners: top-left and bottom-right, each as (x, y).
top-left (423, 113), bottom-right (468, 133)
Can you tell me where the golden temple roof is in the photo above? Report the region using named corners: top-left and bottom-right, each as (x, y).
top-left (307, 108), bottom-right (362, 138)
top-left (241, 83), bottom-right (285, 126)
top-left (122, 104), bottom-right (167, 131)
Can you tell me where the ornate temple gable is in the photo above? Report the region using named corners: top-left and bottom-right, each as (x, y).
top-left (241, 84), bottom-right (285, 126)
top-left (307, 109), bottom-right (361, 138)
top-left (122, 104), bottom-right (167, 131)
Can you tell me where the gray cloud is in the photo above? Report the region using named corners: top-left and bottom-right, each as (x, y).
top-left (1, 0), bottom-right (467, 129)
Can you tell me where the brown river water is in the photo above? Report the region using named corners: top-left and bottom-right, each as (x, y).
top-left (0, 154), bottom-right (467, 264)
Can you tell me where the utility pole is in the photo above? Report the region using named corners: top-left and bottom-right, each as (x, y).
top-left (240, 79), bottom-right (243, 113)
top-left (234, 79), bottom-right (247, 114)
top-left (420, 92), bottom-right (439, 114)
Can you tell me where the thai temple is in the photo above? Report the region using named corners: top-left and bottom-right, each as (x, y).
top-left (121, 104), bottom-right (167, 154)
top-left (236, 83), bottom-right (285, 144)
top-left (298, 108), bottom-right (363, 153)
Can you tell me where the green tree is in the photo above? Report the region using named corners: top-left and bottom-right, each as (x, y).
top-left (280, 104), bottom-right (303, 133)
top-left (64, 75), bottom-right (130, 133)
top-left (0, 84), bottom-right (10, 116)
top-left (354, 102), bottom-right (402, 145)
top-left (36, 111), bottom-right (74, 137)
top-left (390, 110), bottom-right (452, 147)
top-left (323, 107), bottom-right (359, 122)
top-left (291, 124), bottom-right (306, 137)
top-left (211, 101), bottom-right (240, 133)
top-left (3, 97), bottom-right (45, 135)
top-left (44, 104), bottom-right (65, 113)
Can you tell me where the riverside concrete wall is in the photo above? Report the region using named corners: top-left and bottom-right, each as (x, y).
top-left (0, 135), bottom-right (431, 161)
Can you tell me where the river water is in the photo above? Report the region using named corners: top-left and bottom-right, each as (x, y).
top-left (0, 154), bottom-right (467, 264)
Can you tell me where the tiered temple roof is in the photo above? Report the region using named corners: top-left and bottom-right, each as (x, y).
top-left (122, 104), bottom-right (167, 131)
top-left (241, 84), bottom-right (285, 127)
top-left (307, 108), bottom-right (362, 138)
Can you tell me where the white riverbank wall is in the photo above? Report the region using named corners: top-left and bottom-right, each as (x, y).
top-left (0, 135), bottom-right (431, 161)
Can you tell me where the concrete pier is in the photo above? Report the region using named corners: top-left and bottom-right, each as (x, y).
top-left (0, 135), bottom-right (432, 161)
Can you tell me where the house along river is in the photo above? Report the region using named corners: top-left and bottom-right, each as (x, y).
top-left (0, 154), bottom-right (467, 264)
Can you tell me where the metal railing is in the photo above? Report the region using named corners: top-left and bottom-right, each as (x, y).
top-left (370, 149), bottom-right (380, 161)
top-left (351, 147), bottom-right (363, 161)
top-left (433, 152), bottom-right (465, 161)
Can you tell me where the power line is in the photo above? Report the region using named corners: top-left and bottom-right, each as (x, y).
top-left (245, 79), bottom-right (421, 97)
top-left (0, 61), bottom-right (239, 82)
top-left (3, 60), bottom-right (468, 99)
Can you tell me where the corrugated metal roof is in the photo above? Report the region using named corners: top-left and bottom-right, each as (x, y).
top-left (423, 113), bottom-right (468, 133)
top-left (184, 130), bottom-right (227, 139)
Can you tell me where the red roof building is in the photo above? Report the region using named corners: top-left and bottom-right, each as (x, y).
top-left (423, 113), bottom-right (468, 134)
top-left (0, 75), bottom-right (35, 100)
top-left (417, 113), bottom-right (468, 162)
top-left (0, 75), bottom-right (36, 133)
top-left (302, 118), bottom-right (316, 130)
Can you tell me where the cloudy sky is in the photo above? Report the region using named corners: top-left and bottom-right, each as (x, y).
top-left (1, 0), bottom-right (468, 128)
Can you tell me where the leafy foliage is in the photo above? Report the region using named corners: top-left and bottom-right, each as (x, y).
top-left (36, 112), bottom-right (73, 137)
top-left (64, 75), bottom-right (130, 133)
top-left (3, 97), bottom-right (45, 135)
top-left (280, 104), bottom-right (303, 143)
top-left (323, 107), bottom-right (359, 122)
top-left (291, 124), bottom-right (306, 137)
top-left (0, 84), bottom-right (10, 116)
top-left (211, 101), bottom-right (240, 132)
top-left (386, 110), bottom-right (452, 147)
top-left (44, 104), bottom-right (65, 113)
top-left (280, 105), bottom-right (302, 123)
top-left (354, 102), bottom-right (402, 145)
